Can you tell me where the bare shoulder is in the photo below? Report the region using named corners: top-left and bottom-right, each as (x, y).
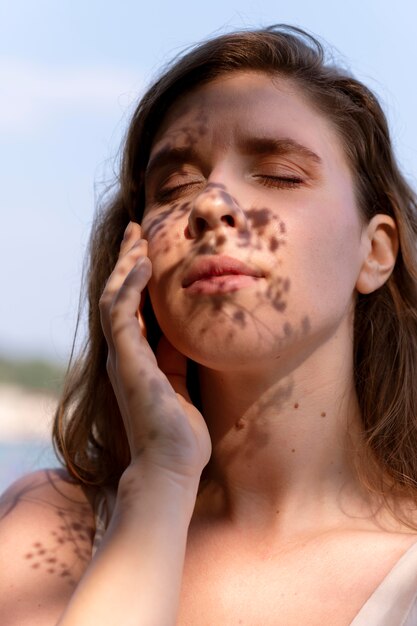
top-left (0, 468), bottom-right (97, 626)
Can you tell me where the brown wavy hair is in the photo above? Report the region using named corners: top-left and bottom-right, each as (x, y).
top-left (53, 25), bottom-right (417, 516)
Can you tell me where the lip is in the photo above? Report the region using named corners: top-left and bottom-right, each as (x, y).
top-left (182, 255), bottom-right (264, 291)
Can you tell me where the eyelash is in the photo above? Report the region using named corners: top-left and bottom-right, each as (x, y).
top-left (152, 174), bottom-right (304, 204)
top-left (154, 182), bottom-right (200, 203)
top-left (255, 175), bottom-right (304, 189)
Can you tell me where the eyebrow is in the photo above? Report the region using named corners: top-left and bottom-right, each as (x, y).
top-left (145, 136), bottom-right (322, 183)
top-left (238, 136), bottom-right (322, 165)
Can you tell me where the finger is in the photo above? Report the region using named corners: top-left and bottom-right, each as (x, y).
top-left (156, 336), bottom-right (192, 403)
top-left (109, 257), bottom-right (153, 352)
top-left (119, 224), bottom-right (149, 338)
top-left (119, 221), bottom-right (143, 258)
top-left (100, 239), bottom-right (148, 342)
top-left (103, 221), bottom-right (147, 308)
top-left (137, 287), bottom-right (148, 339)
top-left (108, 238), bottom-right (148, 295)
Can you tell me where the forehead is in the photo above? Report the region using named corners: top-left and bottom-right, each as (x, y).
top-left (151, 71), bottom-right (348, 171)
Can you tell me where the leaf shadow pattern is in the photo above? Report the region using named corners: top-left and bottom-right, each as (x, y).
top-left (1, 469), bottom-right (94, 588)
top-left (211, 377), bottom-right (295, 475)
top-left (142, 108), bottom-right (294, 343)
top-left (144, 200), bottom-right (291, 332)
top-left (23, 508), bottom-right (92, 586)
top-left (198, 314), bottom-right (312, 484)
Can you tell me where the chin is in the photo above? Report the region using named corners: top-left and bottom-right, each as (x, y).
top-left (154, 293), bottom-right (333, 371)
top-left (159, 302), bottom-right (350, 377)
top-left (163, 322), bottom-right (291, 372)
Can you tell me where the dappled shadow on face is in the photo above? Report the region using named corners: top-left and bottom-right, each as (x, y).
top-left (142, 109), bottom-right (296, 342)
top-left (151, 105), bottom-right (209, 152)
top-left (144, 200), bottom-right (293, 335)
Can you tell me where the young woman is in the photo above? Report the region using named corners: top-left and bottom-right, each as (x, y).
top-left (2, 25), bottom-right (417, 626)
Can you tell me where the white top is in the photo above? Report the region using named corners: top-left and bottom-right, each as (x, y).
top-left (92, 491), bottom-right (417, 625)
top-left (350, 538), bottom-right (417, 625)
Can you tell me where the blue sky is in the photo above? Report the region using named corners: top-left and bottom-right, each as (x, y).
top-left (1, 0), bottom-right (416, 362)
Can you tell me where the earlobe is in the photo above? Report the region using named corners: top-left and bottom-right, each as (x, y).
top-left (356, 214), bottom-right (399, 295)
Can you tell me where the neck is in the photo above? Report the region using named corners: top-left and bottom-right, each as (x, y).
top-left (195, 330), bottom-right (373, 537)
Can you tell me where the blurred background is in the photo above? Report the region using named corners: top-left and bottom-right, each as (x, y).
top-left (1, 0), bottom-right (416, 493)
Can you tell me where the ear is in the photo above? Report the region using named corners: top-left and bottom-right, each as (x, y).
top-left (356, 214), bottom-right (398, 295)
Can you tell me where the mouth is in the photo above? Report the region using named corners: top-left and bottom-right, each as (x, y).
top-left (182, 255), bottom-right (264, 294)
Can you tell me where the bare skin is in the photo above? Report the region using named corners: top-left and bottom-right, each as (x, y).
top-left (0, 72), bottom-right (411, 626)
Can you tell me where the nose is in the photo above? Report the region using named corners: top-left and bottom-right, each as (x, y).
top-left (187, 184), bottom-right (248, 238)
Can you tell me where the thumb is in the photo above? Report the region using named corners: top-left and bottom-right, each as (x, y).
top-left (156, 336), bottom-right (191, 402)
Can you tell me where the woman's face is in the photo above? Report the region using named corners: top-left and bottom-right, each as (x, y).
top-left (142, 71), bottom-right (368, 370)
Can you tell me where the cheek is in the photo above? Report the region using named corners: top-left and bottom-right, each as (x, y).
top-left (143, 214), bottom-right (190, 324)
top-left (143, 212), bottom-right (185, 270)
top-left (142, 197), bottom-right (193, 242)
top-left (287, 203), bottom-right (364, 308)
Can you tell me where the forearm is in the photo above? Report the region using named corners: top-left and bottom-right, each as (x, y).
top-left (58, 469), bottom-right (199, 626)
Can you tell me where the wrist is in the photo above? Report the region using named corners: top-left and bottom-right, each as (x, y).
top-left (116, 461), bottom-right (200, 518)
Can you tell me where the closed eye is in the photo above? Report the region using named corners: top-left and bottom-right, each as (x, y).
top-left (153, 181), bottom-right (203, 203)
top-left (254, 175), bottom-right (304, 189)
